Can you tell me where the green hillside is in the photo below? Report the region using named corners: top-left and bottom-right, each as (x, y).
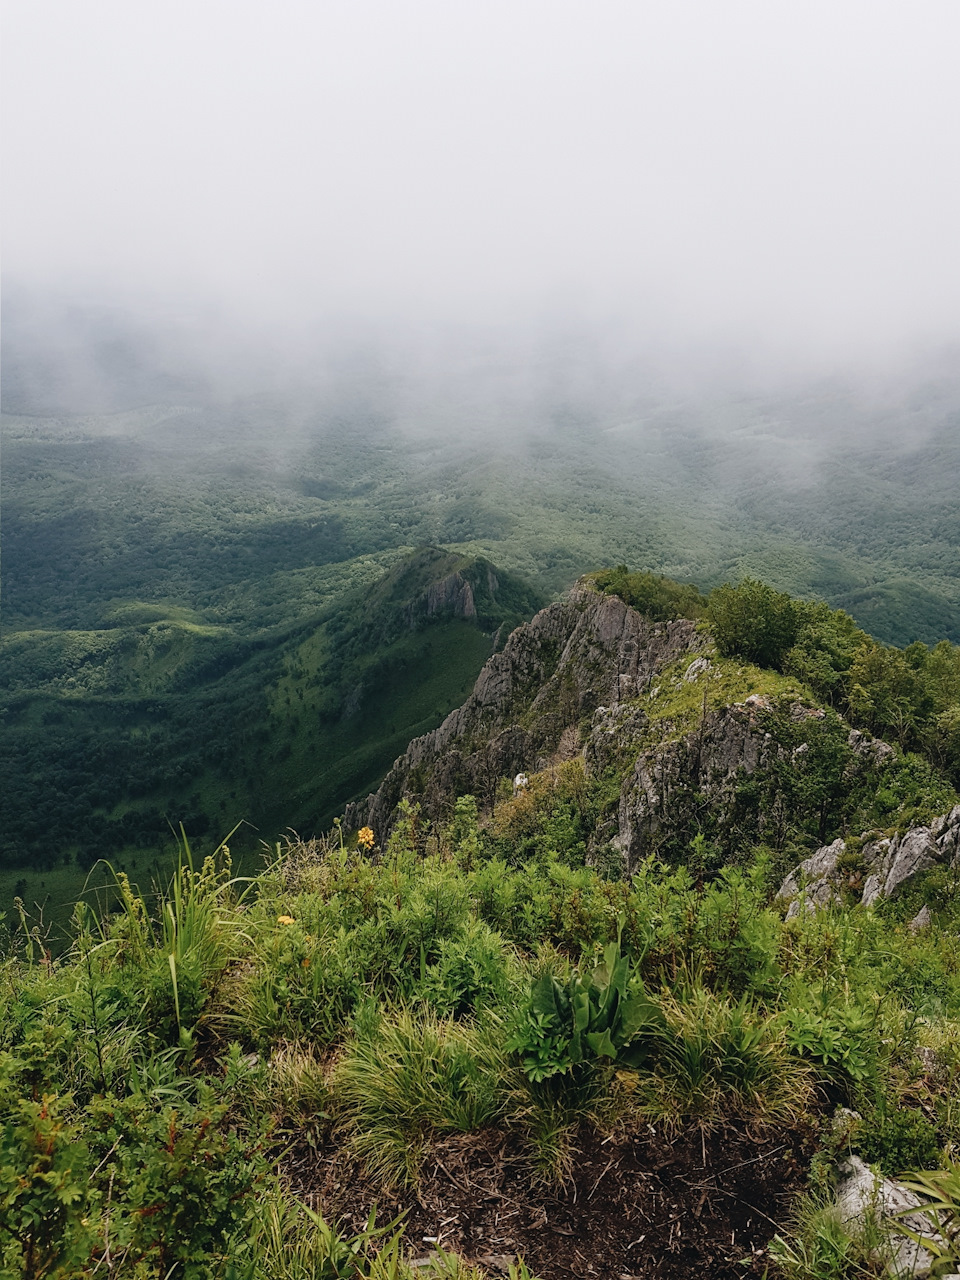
top-left (0, 548), bottom-right (542, 935)
top-left (4, 591), bottom-right (960, 1276)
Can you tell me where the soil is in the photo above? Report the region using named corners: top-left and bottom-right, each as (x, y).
top-left (282, 1119), bottom-right (816, 1279)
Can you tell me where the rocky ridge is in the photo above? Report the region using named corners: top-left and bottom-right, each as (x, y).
top-left (777, 805), bottom-right (960, 917)
top-left (347, 581), bottom-right (958, 902)
top-left (345, 584), bottom-right (705, 847)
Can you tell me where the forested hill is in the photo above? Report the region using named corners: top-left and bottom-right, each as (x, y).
top-left (0, 548), bottom-right (542, 900)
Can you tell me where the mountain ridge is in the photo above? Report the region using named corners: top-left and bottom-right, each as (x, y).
top-left (347, 578), bottom-right (959, 902)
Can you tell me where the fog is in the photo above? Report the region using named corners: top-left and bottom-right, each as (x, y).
top-left (4, 0), bottom-right (960, 384)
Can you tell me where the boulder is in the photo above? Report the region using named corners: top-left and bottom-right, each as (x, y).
top-left (778, 805), bottom-right (960, 913)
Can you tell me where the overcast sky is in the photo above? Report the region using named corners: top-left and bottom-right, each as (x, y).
top-left (4, 0), bottom-right (960, 365)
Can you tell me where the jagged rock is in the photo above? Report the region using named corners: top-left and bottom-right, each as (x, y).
top-left (583, 702), bottom-right (650, 775)
top-left (778, 805), bottom-right (960, 913)
top-left (933, 804), bottom-right (960, 858)
top-left (908, 905), bottom-right (933, 932)
top-left (345, 586), bottom-right (704, 840)
top-left (403, 569), bottom-right (476, 627)
top-left (863, 828), bottom-right (941, 905)
top-left (849, 728), bottom-right (897, 767)
top-left (683, 656), bottom-right (712, 682)
top-left (616, 701), bottom-right (780, 872)
top-left (343, 581), bottom-right (960, 885)
top-left (835, 1155), bottom-right (944, 1278)
top-left (778, 839), bottom-right (846, 918)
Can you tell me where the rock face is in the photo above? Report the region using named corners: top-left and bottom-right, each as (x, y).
top-left (403, 569), bottom-right (477, 627)
top-left (777, 805), bottom-right (960, 915)
top-left (345, 586), bottom-right (705, 841)
top-left (346, 579), bottom-right (958, 892)
top-left (615, 697), bottom-right (782, 870)
top-left (834, 1155), bottom-right (944, 1279)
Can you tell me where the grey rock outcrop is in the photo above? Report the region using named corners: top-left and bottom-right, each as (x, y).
top-left (777, 804), bottom-right (960, 915)
top-left (777, 838), bottom-right (847, 914)
top-left (611, 695), bottom-right (857, 872)
top-left (344, 586), bottom-right (705, 841)
top-left (403, 569), bottom-right (477, 627)
top-left (834, 1155), bottom-right (945, 1278)
top-left (615, 699), bottom-right (776, 870)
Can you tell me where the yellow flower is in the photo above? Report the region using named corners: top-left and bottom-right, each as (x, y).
top-left (277, 915), bottom-right (295, 925)
top-left (357, 826), bottom-right (375, 850)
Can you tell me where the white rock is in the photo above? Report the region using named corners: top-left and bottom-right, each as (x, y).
top-left (908, 906), bottom-right (933, 932)
top-left (684, 657), bottom-right (711, 682)
top-left (835, 1155), bottom-right (944, 1278)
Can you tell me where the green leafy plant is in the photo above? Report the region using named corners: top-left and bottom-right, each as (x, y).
top-left (783, 991), bottom-right (877, 1089)
top-left (894, 1162), bottom-right (960, 1275)
top-left (0, 1071), bottom-right (94, 1280)
top-left (507, 941), bottom-right (665, 1084)
top-left (854, 1101), bottom-right (941, 1175)
top-left (88, 1087), bottom-right (264, 1278)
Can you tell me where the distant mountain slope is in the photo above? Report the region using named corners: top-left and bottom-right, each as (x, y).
top-left (4, 375), bottom-right (960, 647)
top-left (0, 548), bottom-right (542, 884)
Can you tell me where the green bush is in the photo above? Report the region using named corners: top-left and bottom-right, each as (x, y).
top-left (588, 567), bottom-right (706, 622)
top-left (854, 1101), bottom-right (941, 1175)
top-left (709, 578), bottom-right (799, 669)
top-left (0, 1065), bottom-right (94, 1280)
top-left (507, 941), bottom-right (665, 1086)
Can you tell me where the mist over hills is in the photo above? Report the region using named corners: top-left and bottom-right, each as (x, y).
top-left (4, 294), bottom-right (960, 642)
top-left (3, 294), bottom-right (960, 920)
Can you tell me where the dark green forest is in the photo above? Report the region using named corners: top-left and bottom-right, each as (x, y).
top-left (0, 547), bottom-right (540, 881)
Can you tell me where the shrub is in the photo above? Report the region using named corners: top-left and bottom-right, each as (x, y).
top-left (88, 1087), bottom-right (264, 1278)
top-left (507, 941), bottom-right (665, 1088)
top-left (0, 1068), bottom-right (95, 1280)
top-left (589, 567), bottom-right (706, 622)
top-left (708, 578), bottom-right (799, 669)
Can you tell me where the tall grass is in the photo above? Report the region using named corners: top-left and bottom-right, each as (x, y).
top-left (334, 1009), bottom-right (507, 1185)
top-left (635, 986), bottom-right (816, 1129)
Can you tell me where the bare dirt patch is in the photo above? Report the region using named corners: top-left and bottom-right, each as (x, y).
top-left (282, 1120), bottom-right (815, 1278)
